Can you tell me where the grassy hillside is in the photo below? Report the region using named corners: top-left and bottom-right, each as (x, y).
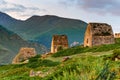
top-left (0, 25), bottom-right (47, 64)
top-left (0, 12), bottom-right (87, 47)
top-left (52, 38), bottom-right (120, 57)
top-left (0, 40), bottom-right (120, 80)
top-left (0, 51), bottom-right (119, 80)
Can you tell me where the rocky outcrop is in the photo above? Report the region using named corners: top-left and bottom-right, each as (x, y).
top-left (62, 56), bottom-right (70, 62)
top-left (29, 70), bottom-right (52, 78)
top-left (84, 23), bottom-right (115, 47)
top-left (51, 35), bottom-right (69, 53)
top-left (12, 47), bottom-right (36, 64)
top-left (30, 70), bottom-right (45, 77)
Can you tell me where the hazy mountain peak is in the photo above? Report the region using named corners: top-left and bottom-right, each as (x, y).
top-left (26, 15), bottom-right (60, 21)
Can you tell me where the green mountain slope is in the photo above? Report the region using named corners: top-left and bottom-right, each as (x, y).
top-left (0, 25), bottom-right (47, 64)
top-left (0, 12), bottom-right (87, 47)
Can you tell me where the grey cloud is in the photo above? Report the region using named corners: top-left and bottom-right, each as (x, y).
top-left (60, 0), bottom-right (120, 16)
top-left (2, 3), bottom-right (26, 12)
top-left (2, 8), bottom-right (25, 12)
top-left (0, 0), bottom-right (7, 4)
top-left (59, 0), bottom-right (77, 7)
top-left (78, 0), bottom-right (115, 9)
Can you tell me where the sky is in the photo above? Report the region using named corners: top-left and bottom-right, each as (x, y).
top-left (0, 0), bottom-right (120, 33)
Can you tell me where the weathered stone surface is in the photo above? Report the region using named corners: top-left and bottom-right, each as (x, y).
top-left (84, 23), bottom-right (115, 47)
top-left (29, 70), bottom-right (51, 78)
top-left (12, 47), bottom-right (36, 64)
top-left (30, 70), bottom-right (35, 77)
top-left (51, 35), bottom-right (69, 53)
top-left (114, 33), bottom-right (120, 38)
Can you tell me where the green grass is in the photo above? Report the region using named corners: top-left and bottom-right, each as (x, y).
top-left (103, 49), bottom-right (120, 61)
top-left (0, 52), bottom-right (120, 80)
top-left (43, 56), bottom-right (120, 80)
top-left (0, 39), bottom-right (120, 80)
top-left (26, 55), bottom-right (60, 68)
top-left (0, 56), bottom-right (60, 80)
top-left (52, 38), bottom-right (120, 57)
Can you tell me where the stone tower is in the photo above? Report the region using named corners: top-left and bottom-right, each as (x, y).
top-left (84, 23), bottom-right (115, 47)
top-left (51, 35), bottom-right (69, 53)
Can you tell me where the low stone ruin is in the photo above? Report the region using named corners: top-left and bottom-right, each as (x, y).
top-left (114, 33), bottom-right (120, 38)
top-left (12, 47), bottom-right (36, 64)
top-left (51, 35), bottom-right (69, 53)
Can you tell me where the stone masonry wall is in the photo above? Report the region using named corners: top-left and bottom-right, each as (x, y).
top-left (84, 23), bottom-right (115, 47)
top-left (51, 35), bottom-right (69, 53)
top-left (12, 47), bottom-right (36, 64)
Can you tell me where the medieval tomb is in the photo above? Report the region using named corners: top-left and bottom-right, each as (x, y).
top-left (84, 23), bottom-right (115, 47)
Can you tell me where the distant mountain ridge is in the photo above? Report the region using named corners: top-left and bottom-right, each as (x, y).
top-left (0, 25), bottom-right (47, 64)
top-left (0, 12), bottom-right (87, 47)
top-left (0, 12), bottom-right (23, 29)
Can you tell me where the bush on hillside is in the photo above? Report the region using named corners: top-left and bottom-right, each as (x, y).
top-left (103, 49), bottom-right (120, 61)
top-left (27, 55), bottom-right (60, 68)
top-left (113, 49), bottom-right (120, 57)
top-left (29, 54), bottom-right (41, 63)
top-left (115, 38), bottom-right (120, 44)
top-left (27, 59), bottom-right (60, 68)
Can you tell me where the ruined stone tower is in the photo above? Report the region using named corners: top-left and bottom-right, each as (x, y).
top-left (12, 47), bottom-right (36, 64)
top-left (51, 35), bottom-right (69, 53)
top-left (114, 33), bottom-right (120, 38)
top-left (84, 23), bottom-right (115, 47)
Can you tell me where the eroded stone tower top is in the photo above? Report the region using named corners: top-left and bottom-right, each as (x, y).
top-left (51, 35), bottom-right (68, 53)
top-left (89, 23), bottom-right (113, 36)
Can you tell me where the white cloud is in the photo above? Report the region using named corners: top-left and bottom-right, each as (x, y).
top-left (0, 0), bottom-right (48, 20)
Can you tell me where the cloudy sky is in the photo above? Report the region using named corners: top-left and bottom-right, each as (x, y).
top-left (0, 0), bottom-right (120, 32)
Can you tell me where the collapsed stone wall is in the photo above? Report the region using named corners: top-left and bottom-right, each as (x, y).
top-left (12, 47), bottom-right (36, 64)
top-left (115, 33), bottom-right (120, 38)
